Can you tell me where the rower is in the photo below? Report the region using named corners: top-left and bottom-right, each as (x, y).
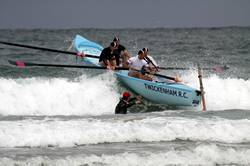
top-left (127, 49), bottom-right (153, 81)
top-left (113, 37), bottom-right (131, 68)
top-left (99, 41), bottom-right (118, 70)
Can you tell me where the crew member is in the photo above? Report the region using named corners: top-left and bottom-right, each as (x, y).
top-left (99, 41), bottom-right (118, 69)
top-left (113, 37), bottom-right (131, 68)
top-left (127, 49), bottom-right (152, 81)
top-left (115, 91), bottom-right (141, 114)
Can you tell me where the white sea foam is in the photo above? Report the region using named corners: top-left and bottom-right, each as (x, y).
top-left (0, 72), bottom-right (119, 116)
top-left (204, 75), bottom-right (250, 110)
top-left (182, 72), bottom-right (250, 111)
top-left (0, 117), bottom-right (250, 147)
top-left (1, 143), bottom-right (250, 166)
top-left (0, 72), bottom-right (250, 115)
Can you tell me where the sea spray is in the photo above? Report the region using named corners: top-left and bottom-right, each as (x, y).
top-left (0, 72), bottom-right (119, 116)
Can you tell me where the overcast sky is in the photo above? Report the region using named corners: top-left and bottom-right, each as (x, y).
top-left (1, 0), bottom-right (250, 29)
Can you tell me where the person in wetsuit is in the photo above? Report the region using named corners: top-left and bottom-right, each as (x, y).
top-left (99, 41), bottom-right (118, 69)
top-left (115, 91), bottom-right (141, 114)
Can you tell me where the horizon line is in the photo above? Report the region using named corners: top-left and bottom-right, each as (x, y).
top-left (0, 25), bottom-right (249, 31)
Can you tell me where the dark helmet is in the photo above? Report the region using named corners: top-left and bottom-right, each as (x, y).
top-left (142, 47), bottom-right (149, 52)
top-left (113, 36), bottom-right (120, 42)
top-left (138, 49), bottom-right (144, 55)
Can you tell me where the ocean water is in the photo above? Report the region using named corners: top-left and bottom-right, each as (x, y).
top-left (0, 27), bottom-right (250, 165)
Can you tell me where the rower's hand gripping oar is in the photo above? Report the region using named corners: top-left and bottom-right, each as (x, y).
top-left (142, 56), bottom-right (179, 81)
top-left (140, 65), bottom-right (176, 81)
top-left (8, 60), bottom-right (177, 81)
top-left (144, 56), bottom-right (159, 72)
top-left (0, 41), bottom-right (99, 59)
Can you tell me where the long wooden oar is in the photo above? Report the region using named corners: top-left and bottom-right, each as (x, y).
top-left (8, 60), bottom-right (176, 81)
top-left (0, 41), bottom-right (99, 59)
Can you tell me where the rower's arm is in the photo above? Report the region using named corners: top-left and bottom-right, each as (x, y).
top-left (123, 50), bottom-right (131, 58)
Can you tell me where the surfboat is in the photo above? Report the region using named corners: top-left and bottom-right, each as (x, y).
top-left (74, 35), bottom-right (202, 107)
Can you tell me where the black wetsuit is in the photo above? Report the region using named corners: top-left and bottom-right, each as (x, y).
top-left (99, 47), bottom-right (118, 65)
top-left (115, 97), bottom-right (136, 114)
top-left (114, 44), bottom-right (126, 66)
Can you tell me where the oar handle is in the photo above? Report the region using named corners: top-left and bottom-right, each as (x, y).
top-left (0, 41), bottom-right (99, 59)
top-left (144, 57), bottom-right (159, 71)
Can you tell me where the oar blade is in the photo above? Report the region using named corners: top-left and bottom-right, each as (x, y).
top-left (8, 60), bottom-right (27, 68)
top-left (211, 65), bottom-right (229, 73)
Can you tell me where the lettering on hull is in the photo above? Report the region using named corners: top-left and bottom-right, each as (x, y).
top-left (144, 83), bottom-right (188, 98)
